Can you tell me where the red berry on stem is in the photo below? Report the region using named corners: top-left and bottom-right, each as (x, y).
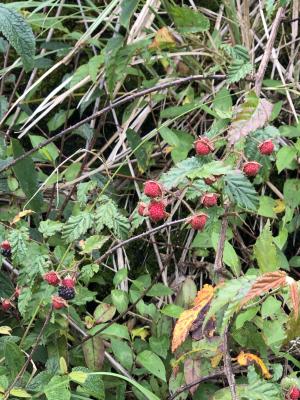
top-left (289, 387), bottom-right (300, 400)
top-left (1, 299), bottom-right (11, 311)
top-left (189, 213), bottom-right (208, 231)
top-left (242, 161), bottom-right (261, 177)
top-left (148, 201), bottom-right (166, 222)
top-left (14, 287), bottom-right (21, 298)
top-left (144, 181), bottom-right (163, 198)
top-left (258, 139), bottom-right (274, 155)
top-left (44, 271), bottom-right (60, 286)
top-left (61, 275), bottom-right (76, 288)
top-left (0, 240), bottom-right (11, 257)
top-left (138, 202), bottom-right (149, 217)
top-left (52, 296), bottom-right (67, 310)
top-left (194, 138), bottom-right (214, 156)
top-left (201, 193), bottom-right (218, 208)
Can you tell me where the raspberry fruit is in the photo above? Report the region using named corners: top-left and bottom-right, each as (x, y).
top-left (138, 202), bottom-right (149, 217)
top-left (58, 286), bottom-right (75, 300)
top-left (189, 213), bottom-right (208, 231)
top-left (52, 296), bottom-right (67, 310)
top-left (1, 299), bottom-right (11, 311)
top-left (14, 287), bottom-right (21, 298)
top-left (61, 275), bottom-right (76, 288)
top-left (289, 387), bottom-right (300, 400)
top-left (43, 271), bottom-right (60, 286)
top-left (144, 180), bottom-right (163, 198)
top-left (194, 138), bottom-right (214, 156)
top-left (148, 201), bottom-right (166, 222)
top-left (242, 161), bottom-right (261, 177)
top-left (258, 139), bottom-right (274, 155)
top-left (201, 193), bottom-right (218, 208)
top-left (0, 240), bottom-right (11, 257)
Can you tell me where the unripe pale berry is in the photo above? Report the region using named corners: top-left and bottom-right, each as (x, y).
top-left (137, 202), bottom-right (149, 217)
top-left (194, 138), bottom-right (214, 156)
top-left (52, 296), bottom-right (67, 310)
top-left (242, 161), bottom-right (261, 177)
top-left (144, 181), bottom-right (163, 198)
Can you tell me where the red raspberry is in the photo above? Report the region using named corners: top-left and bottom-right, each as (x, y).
top-left (1, 240), bottom-right (11, 251)
top-left (61, 275), bottom-right (76, 288)
top-left (189, 213), bottom-right (208, 231)
top-left (1, 299), bottom-right (11, 311)
top-left (43, 271), bottom-right (60, 286)
top-left (52, 296), bottom-right (67, 310)
top-left (144, 181), bottom-right (163, 198)
top-left (242, 161), bottom-right (261, 177)
top-left (289, 387), bottom-right (300, 400)
top-left (194, 138), bottom-right (214, 156)
top-left (14, 287), bottom-right (21, 298)
top-left (201, 193), bottom-right (218, 208)
top-left (258, 140), bottom-right (274, 155)
top-left (137, 202), bottom-right (149, 217)
top-left (148, 201), bottom-right (166, 222)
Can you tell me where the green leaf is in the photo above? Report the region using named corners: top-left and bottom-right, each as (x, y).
top-left (169, 4), bottom-right (210, 33)
top-left (63, 162), bottom-right (81, 182)
top-left (17, 286), bottom-right (32, 317)
top-left (62, 211), bottom-right (93, 243)
top-left (227, 60), bottom-right (253, 83)
top-left (12, 139), bottom-right (43, 212)
top-left (80, 235), bottom-right (109, 253)
top-left (94, 303), bottom-right (116, 323)
top-left (29, 135), bottom-right (59, 163)
top-left (261, 296), bottom-right (282, 319)
top-left (276, 146), bottom-right (297, 173)
top-left (160, 304), bottom-right (184, 318)
top-left (0, 4), bottom-right (35, 71)
top-left (71, 55), bottom-right (104, 87)
top-left (95, 196), bottom-right (130, 240)
top-left (136, 350), bottom-right (166, 382)
top-left (4, 341), bottom-right (25, 380)
top-left (47, 109), bottom-right (75, 132)
top-left (127, 129), bottom-right (152, 173)
top-left (39, 220), bottom-right (63, 238)
top-left (254, 221), bottom-right (279, 273)
top-left (213, 88), bottom-right (232, 119)
top-left (0, 95), bottom-right (8, 119)
top-left (187, 160), bottom-right (232, 179)
top-left (72, 367), bottom-right (104, 400)
top-left (111, 338), bottom-right (133, 370)
top-left (90, 323), bottom-right (130, 341)
top-left (224, 171), bottom-right (258, 210)
top-left (8, 226), bottom-right (29, 265)
top-left (258, 196), bottom-right (276, 218)
top-left (120, 0), bottom-right (140, 28)
top-left (211, 232), bottom-right (241, 276)
top-left (149, 335), bottom-right (169, 359)
top-left (111, 289), bottom-right (129, 314)
top-left (160, 127), bottom-right (194, 163)
top-left (44, 375), bottom-right (70, 400)
top-left (82, 336), bottom-right (105, 371)
top-left (235, 307), bottom-right (259, 329)
top-left (113, 268), bottom-right (128, 286)
top-left (146, 283), bottom-right (173, 297)
top-left (283, 179), bottom-right (300, 209)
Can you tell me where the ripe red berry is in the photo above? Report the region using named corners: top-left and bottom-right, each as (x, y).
top-left (258, 139), bottom-right (274, 155)
top-left (0, 240), bottom-right (11, 257)
top-left (1, 299), bottom-right (11, 311)
top-left (144, 181), bottom-right (163, 198)
top-left (52, 296), bottom-right (67, 310)
top-left (242, 161), bottom-right (261, 177)
top-left (61, 275), bottom-right (76, 288)
top-left (43, 271), bottom-right (60, 286)
top-left (138, 202), bottom-right (149, 217)
top-left (289, 387), bottom-right (300, 400)
top-left (201, 193), bottom-right (218, 208)
top-left (148, 201), bottom-right (166, 222)
top-left (194, 138), bottom-right (214, 156)
top-left (189, 213), bottom-right (208, 231)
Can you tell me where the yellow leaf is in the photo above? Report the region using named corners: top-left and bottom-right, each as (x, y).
top-left (211, 352), bottom-right (223, 368)
top-left (273, 199), bottom-right (285, 214)
top-left (69, 371), bottom-right (88, 384)
top-left (149, 27), bottom-right (176, 50)
top-left (235, 351), bottom-right (272, 379)
top-left (163, 146), bottom-right (174, 155)
top-left (10, 388), bottom-right (31, 398)
top-left (60, 356), bottom-right (68, 374)
top-left (131, 327), bottom-right (149, 341)
top-left (172, 284), bottom-right (214, 352)
top-left (11, 210), bottom-right (34, 225)
top-left (0, 326), bottom-right (11, 335)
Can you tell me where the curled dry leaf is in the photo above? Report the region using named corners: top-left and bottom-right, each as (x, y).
top-left (11, 209), bottom-right (34, 225)
top-left (149, 27), bottom-right (176, 50)
top-left (240, 271), bottom-right (287, 307)
top-left (171, 284), bottom-right (214, 352)
top-left (228, 91), bottom-right (273, 145)
top-left (235, 351), bottom-right (272, 379)
top-left (288, 279), bottom-right (299, 320)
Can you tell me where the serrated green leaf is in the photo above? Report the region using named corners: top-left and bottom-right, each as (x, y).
top-left (120, 0), bottom-right (140, 28)
top-left (8, 226), bottom-right (29, 264)
top-left (0, 4), bottom-right (35, 71)
top-left (224, 171), bottom-right (258, 210)
top-left (276, 146), bottom-right (297, 173)
top-left (44, 375), bottom-right (70, 400)
top-left (169, 4), bottom-right (210, 33)
top-left (62, 211), bottom-right (93, 243)
top-left (39, 220), bottom-right (63, 238)
top-left (254, 221), bottom-right (279, 273)
top-left (213, 88), bottom-right (232, 119)
top-left (160, 127), bottom-right (194, 163)
top-left (283, 179), bottom-right (300, 209)
top-left (227, 60), bottom-right (253, 83)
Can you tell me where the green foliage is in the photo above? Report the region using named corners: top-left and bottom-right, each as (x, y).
top-left (224, 171), bottom-right (259, 210)
top-left (254, 221), bottom-right (279, 273)
top-left (62, 211), bottom-right (94, 243)
top-left (168, 4), bottom-right (210, 33)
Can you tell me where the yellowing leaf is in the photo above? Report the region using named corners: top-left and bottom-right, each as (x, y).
top-left (131, 327), bottom-right (150, 341)
top-left (273, 199), bottom-right (285, 214)
top-left (10, 388), bottom-right (31, 398)
top-left (149, 27), bottom-right (176, 50)
top-left (211, 352), bottom-right (223, 368)
top-left (287, 278), bottom-right (299, 320)
top-left (60, 357), bottom-right (68, 374)
top-left (172, 284), bottom-right (214, 352)
top-left (235, 351), bottom-right (272, 379)
top-left (69, 370), bottom-right (88, 384)
top-left (11, 209), bottom-right (34, 225)
top-left (0, 326), bottom-right (11, 335)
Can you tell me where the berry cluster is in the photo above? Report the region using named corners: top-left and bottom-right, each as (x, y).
top-left (138, 181), bottom-right (167, 222)
top-left (43, 272), bottom-right (76, 310)
top-left (289, 387), bottom-right (300, 400)
top-left (0, 240), bottom-right (11, 258)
